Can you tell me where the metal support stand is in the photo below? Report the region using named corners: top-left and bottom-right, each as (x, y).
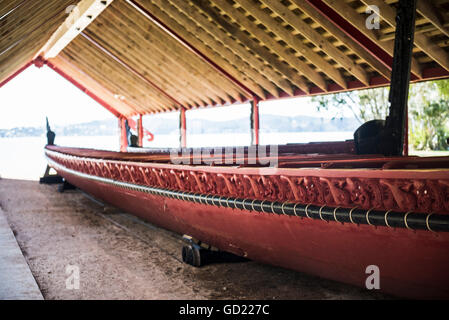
top-left (181, 235), bottom-right (248, 267)
top-left (39, 165), bottom-right (63, 184)
top-left (57, 179), bottom-right (76, 193)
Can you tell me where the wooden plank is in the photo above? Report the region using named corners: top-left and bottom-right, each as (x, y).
top-left (40, 0), bottom-right (114, 59)
top-left (211, 0), bottom-right (328, 91)
top-left (164, 0), bottom-right (284, 97)
top-left (322, 0), bottom-right (423, 77)
top-left (260, 0), bottom-right (370, 85)
top-left (417, 0), bottom-right (449, 38)
top-left (359, 0), bottom-right (449, 72)
top-left (235, 0), bottom-right (347, 89)
top-left (132, 0), bottom-right (266, 99)
top-left (293, 0), bottom-right (391, 80)
top-left (107, 1), bottom-right (239, 105)
top-left (89, 15), bottom-right (218, 108)
top-left (193, 0), bottom-right (307, 94)
top-left (65, 38), bottom-right (175, 113)
top-left (50, 55), bottom-right (138, 116)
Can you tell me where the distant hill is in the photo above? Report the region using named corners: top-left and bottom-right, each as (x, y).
top-left (0, 115), bottom-right (359, 138)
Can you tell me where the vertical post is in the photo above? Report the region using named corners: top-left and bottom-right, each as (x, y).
top-left (385, 0), bottom-right (417, 156)
top-left (120, 117), bottom-right (128, 152)
top-left (251, 97), bottom-right (260, 146)
top-left (403, 105), bottom-right (409, 156)
top-left (180, 108), bottom-right (187, 148)
top-left (138, 114), bottom-right (144, 147)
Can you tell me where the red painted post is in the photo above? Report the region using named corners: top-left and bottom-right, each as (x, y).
top-left (180, 108), bottom-right (187, 148)
top-left (251, 97), bottom-right (260, 146)
top-left (138, 115), bottom-right (144, 147)
top-left (120, 117), bottom-right (128, 152)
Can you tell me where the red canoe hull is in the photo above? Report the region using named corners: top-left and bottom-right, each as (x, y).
top-left (44, 145), bottom-right (449, 299)
top-left (58, 168), bottom-right (449, 299)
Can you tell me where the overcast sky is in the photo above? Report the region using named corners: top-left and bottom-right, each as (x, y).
top-left (0, 65), bottom-right (353, 129)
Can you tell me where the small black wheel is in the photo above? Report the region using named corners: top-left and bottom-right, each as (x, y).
top-left (182, 244), bottom-right (203, 267)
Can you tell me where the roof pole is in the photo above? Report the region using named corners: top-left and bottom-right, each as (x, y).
top-left (180, 108), bottom-right (187, 149)
top-left (138, 115), bottom-right (144, 147)
top-left (251, 97), bottom-right (260, 146)
top-left (385, 0), bottom-right (417, 156)
top-left (120, 117), bottom-right (129, 152)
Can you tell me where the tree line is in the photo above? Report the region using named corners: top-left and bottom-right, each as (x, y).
top-left (312, 79), bottom-right (449, 151)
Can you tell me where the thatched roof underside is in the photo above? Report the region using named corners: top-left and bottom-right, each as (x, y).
top-left (1, 0), bottom-right (449, 117)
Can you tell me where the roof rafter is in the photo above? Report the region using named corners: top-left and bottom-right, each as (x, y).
top-left (108, 1), bottom-right (242, 105)
top-left (209, 0), bottom-right (323, 92)
top-left (39, 0), bottom-right (114, 59)
top-left (320, 0), bottom-right (423, 78)
top-left (260, 0), bottom-right (370, 86)
top-left (359, 0), bottom-right (449, 73)
top-left (290, 0), bottom-right (391, 81)
top-left (417, 0), bottom-right (449, 38)
top-left (235, 0), bottom-right (347, 89)
top-left (193, 0), bottom-right (308, 94)
top-left (163, 0), bottom-right (285, 97)
top-left (128, 0), bottom-right (263, 99)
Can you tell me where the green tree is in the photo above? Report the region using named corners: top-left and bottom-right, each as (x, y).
top-left (313, 87), bottom-right (389, 124)
top-left (312, 79), bottom-right (449, 151)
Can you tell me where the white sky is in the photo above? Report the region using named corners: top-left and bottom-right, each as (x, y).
top-left (0, 65), bottom-right (355, 129)
top-left (0, 66), bottom-right (115, 129)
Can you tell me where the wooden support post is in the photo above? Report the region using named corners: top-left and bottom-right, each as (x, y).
top-left (138, 115), bottom-right (144, 147)
top-left (180, 108), bottom-right (187, 148)
top-left (385, 0), bottom-right (417, 156)
top-left (251, 97), bottom-right (260, 146)
top-left (120, 117), bottom-right (128, 152)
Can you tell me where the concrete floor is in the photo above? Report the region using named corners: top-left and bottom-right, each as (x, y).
top-left (0, 207), bottom-right (43, 300)
top-left (0, 178), bottom-right (390, 300)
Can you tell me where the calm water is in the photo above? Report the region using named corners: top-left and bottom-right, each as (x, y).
top-left (0, 132), bottom-right (353, 180)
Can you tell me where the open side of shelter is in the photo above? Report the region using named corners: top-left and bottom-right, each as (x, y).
top-left (2, 0), bottom-right (449, 299)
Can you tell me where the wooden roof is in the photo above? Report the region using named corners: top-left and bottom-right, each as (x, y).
top-left (1, 0), bottom-right (449, 117)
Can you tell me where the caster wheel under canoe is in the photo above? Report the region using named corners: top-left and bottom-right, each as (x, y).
top-left (182, 244), bottom-right (205, 267)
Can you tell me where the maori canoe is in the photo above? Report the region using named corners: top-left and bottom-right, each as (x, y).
top-left (45, 142), bottom-right (449, 299)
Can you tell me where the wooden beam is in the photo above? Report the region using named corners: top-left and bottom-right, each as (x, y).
top-left (359, 0), bottom-right (449, 73)
top-left (291, 0), bottom-right (391, 80)
top-left (106, 2), bottom-right (239, 106)
top-left (51, 55), bottom-right (141, 116)
top-left (80, 31), bottom-right (185, 109)
top-left (321, 0), bottom-right (422, 78)
top-left (416, 0), bottom-right (449, 38)
top-left (193, 0), bottom-right (307, 95)
top-left (209, 0), bottom-right (323, 92)
top-left (128, 0), bottom-right (263, 100)
top-left (39, 0), bottom-right (114, 59)
top-left (235, 0), bottom-right (347, 89)
top-left (260, 0), bottom-right (370, 86)
top-left (163, 0), bottom-right (283, 97)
